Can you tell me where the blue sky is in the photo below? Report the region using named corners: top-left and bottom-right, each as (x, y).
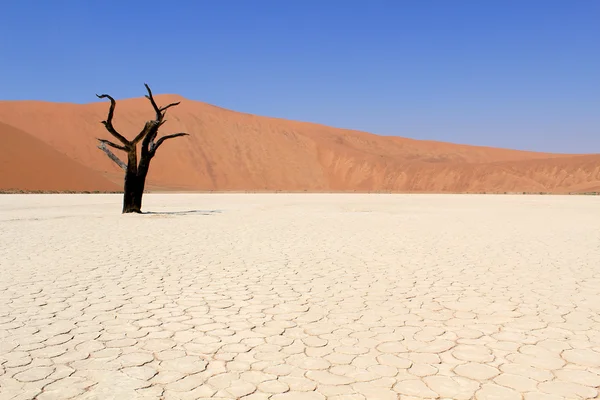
top-left (1, 1), bottom-right (598, 153)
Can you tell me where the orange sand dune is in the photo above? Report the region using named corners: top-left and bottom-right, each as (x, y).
top-left (0, 95), bottom-right (598, 193)
top-left (0, 122), bottom-right (119, 192)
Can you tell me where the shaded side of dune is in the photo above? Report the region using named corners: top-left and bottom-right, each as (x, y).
top-left (0, 122), bottom-right (120, 192)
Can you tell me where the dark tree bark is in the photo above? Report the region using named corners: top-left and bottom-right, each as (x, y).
top-left (96, 84), bottom-right (189, 213)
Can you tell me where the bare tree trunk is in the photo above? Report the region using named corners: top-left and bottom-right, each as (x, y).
top-left (95, 84), bottom-right (189, 214)
top-left (123, 173), bottom-right (142, 213)
top-left (122, 145), bottom-right (141, 213)
top-left (133, 161), bottom-right (150, 212)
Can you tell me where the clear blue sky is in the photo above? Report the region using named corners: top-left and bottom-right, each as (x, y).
top-left (1, 1), bottom-right (598, 153)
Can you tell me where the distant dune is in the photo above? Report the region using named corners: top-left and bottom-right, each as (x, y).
top-left (0, 122), bottom-right (119, 192)
top-left (0, 95), bottom-right (598, 193)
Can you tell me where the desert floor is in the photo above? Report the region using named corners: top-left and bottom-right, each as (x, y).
top-left (1, 194), bottom-right (599, 400)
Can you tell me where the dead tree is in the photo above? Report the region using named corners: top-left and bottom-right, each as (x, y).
top-left (96, 84), bottom-right (188, 213)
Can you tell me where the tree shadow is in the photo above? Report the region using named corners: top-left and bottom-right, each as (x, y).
top-left (142, 210), bottom-right (222, 216)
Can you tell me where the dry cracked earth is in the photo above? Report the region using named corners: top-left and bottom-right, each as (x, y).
top-left (1, 193), bottom-right (600, 400)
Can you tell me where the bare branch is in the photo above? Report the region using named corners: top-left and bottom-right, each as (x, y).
top-left (98, 142), bottom-right (127, 170)
top-left (97, 139), bottom-right (128, 151)
top-left (144, 83), bottom-right (162, 121)
top-left (131, 121), bottom-right (156, 145)
top-left (160, 102), bottom-right (180, 112)
top-left (96, 94), bottom-right (130, 146)
top-left (150, 133), bottom-right (189, 153)
top-left (143, 84), bottom-right (180, 122)
top-left (141, 125), bottom-right (159, 157)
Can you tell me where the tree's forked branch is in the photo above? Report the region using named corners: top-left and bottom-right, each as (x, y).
top-left (144, 83), bottom-right (162, 121)
top-left (98, 142), bottom-right (127, 170)
top-left (139, 84), bottom-right (188, 156)
top-left (96, 94), bottom-right (130, 146)
top-left (150, 133), bottom-right (189, 153)
top-left (144, 83), bottom-right (181, 122)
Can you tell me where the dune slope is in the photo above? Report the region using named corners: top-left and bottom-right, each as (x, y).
top-left (0, 96), bottom-right (598, 193)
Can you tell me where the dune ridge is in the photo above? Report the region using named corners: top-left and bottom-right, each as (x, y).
top-left (0, 95), bottom-right (598, 193)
